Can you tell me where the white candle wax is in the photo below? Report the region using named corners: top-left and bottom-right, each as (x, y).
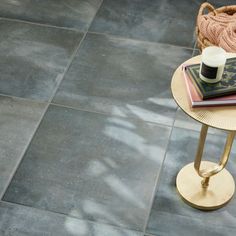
top-left (199, 46), bottom-right (226, 83)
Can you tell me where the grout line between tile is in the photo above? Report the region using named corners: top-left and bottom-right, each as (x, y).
top-left (0, 200), bottom-right (144, 234)
top-left (88, 30), bottom-right (195, 50)
top-left (0, 3), bottom-right (195, 50)
top-left (0, 92), bottom-right (48, 105)
top-left (50, 101), bottom-right (174, 129)
top-left (192, 40), bottom-right (198, 57)
top-left (0, 103), bottom-right (48, 200)
top-left (87, 0), bottom-right (104, 32)
top-left (0, 31), bottom-right (87, 200)
top-left (0, 16), bottom-right (84, 33)
top-left (193, 40), bottom-right (197, 50)
top-left (142, 106), bottom-right (178, 234)
top-left (0, 90), bottom-right (174, 130)
top-left (0, 0), bottom-right (104, 34)
top-left (49, 34), bottom-right (88, 102)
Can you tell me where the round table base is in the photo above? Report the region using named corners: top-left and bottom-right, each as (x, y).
top-left (176, 161), bottom-right (235, 210)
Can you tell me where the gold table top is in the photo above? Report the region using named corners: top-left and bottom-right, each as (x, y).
top-left (171, 53), bottom-right (236, 131)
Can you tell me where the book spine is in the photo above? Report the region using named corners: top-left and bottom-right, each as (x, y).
top-left (185, 68), bottom-right (204, 99)
top-left (182, 67), bottom-right (194, 106)
top-left (203, 90), bottom-right (236, 100)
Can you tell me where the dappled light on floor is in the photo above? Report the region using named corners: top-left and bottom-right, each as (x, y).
top-left (65, 216), bottom-right (89, 235)
top-left (148, 97), bottom-right (176, 109)
top-left (104, 175), bottom-right (145, 209)
top-left (126, 104), bottom-right (173, 125)
top-left (104, 117), bottom-right (166, 163)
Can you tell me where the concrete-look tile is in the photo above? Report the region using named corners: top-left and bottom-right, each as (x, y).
top-left (3, 105), bottom-right (171, 231)
top-left (0, 0), bottom-right (102, 31)
top-left (53, 33), bottom-right (192, 126)
top-left (0, 202), bottom-right (143, 236)
top-left (89, 0), bottom-right (203, 47)
top-left (0, 19), bottom-right (83, 101)
top-left (146, 211), bottom-right (236, 236)
top-left (0, 96), bottom-right (46, 197)
top-left (146, 127), bottom-right (236, 236)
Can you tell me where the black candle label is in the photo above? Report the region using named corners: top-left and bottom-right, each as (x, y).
top-left (200, 63), bottom-right (218, 79)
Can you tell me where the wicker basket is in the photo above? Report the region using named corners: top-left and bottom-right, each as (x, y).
top-left (196, 2), bottom-right (236, 52)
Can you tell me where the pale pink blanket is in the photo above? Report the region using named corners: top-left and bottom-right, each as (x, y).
top-left (198, 12), bottom-right (236, 52)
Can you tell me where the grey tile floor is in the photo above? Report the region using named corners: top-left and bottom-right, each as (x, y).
top-left (0, 0), bottom-right (235, 235)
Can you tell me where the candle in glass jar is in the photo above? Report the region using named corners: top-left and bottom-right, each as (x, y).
top-left (199, 46), bottom-right (226, 83)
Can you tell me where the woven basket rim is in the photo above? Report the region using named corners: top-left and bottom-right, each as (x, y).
top-left (213, 5), bottom-right (236, 14)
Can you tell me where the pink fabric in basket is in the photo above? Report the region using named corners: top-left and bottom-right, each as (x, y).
top-left (198, 12), bottom-right (236, 52)
top-left (219, 22), bottom-right (236, 52)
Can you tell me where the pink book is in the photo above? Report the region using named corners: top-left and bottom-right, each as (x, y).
top-left (182, 65), bottom-right (236, 108)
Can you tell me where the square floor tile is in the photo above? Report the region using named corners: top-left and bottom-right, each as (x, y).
top-left (0, 96), bottom-right (46, 197)
top-left (146, 127), bottom-right (236, 236)
top-left (53, 33), bottom-right (192, 126)
top-left (90, 0), bottom-right (203, 47)
top-left (0, 202), bottom-right (143, 236)
top-left (146, 211), bottom-right (236, 236)
top-left (3, 105), bottom-right (171, 231)
top-left (0, 19), bottom-right (83, 101)
top-left (0, 0), bottom-right (102, 31)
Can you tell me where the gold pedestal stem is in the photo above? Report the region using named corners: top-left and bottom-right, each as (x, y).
top-left (194, 124), bottom-right (235, 187)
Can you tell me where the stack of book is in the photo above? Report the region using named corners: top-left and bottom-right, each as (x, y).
top-left (182, 57), bottom-right (236, 108)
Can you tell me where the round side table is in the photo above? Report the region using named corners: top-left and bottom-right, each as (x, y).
top-left (171, 53), bottom-right (236, 210)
